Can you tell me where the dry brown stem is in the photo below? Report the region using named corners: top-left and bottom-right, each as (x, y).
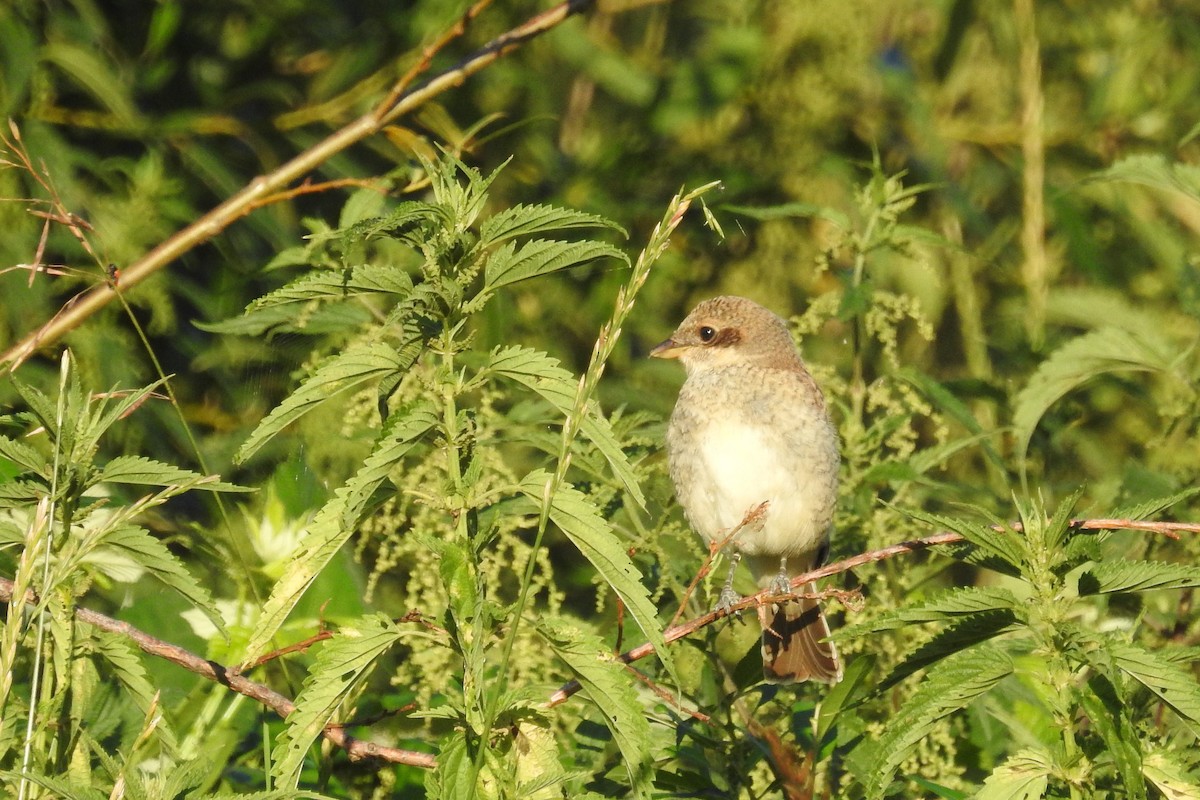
top-left (1, 0), bottom-right (596, 372)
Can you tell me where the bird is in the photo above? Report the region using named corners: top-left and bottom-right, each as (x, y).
top-left (650, 295), bottom-right (842, 684)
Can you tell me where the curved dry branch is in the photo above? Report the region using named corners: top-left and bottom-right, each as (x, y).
top-left (0, 576), bottom-right (436, 769)
top-left (1, 0), bottom-right (596, 372)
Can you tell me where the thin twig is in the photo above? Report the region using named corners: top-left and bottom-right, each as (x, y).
top-left (1, 0), bottom-right (597, 371)
top-left (0, 577), bottom-right (437, 769)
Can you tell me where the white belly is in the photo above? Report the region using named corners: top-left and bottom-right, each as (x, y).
top-left (680, 418), bottom-right (832, 561)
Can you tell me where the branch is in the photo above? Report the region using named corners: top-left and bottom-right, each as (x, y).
top-left (545, 516), bottom-right (1200, 706)
top-left (0, 576), bottom-right (437, 769)
top-left (1, 0), bottom-right (596, 371)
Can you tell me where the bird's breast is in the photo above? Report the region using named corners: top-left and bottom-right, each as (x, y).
top-left (666, 368), bottom-right (839, 567)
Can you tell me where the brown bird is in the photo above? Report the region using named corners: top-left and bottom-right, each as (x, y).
top-left (651, 295), bottom-right (842, 684)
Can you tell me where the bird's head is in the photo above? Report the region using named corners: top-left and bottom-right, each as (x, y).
top-left (649, 295), bottom-right (803, 373)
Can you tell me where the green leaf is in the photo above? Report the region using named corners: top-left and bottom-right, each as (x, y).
top-left (877, 611), bottom-right (1022, 691)
top-left (1142, 751), bottom-right (1200, 800)
top-left (242, 405), bottom-right (436, 662)
top-left (722, 201), bottom-right (851, 229)
top-left (96, 526), bottom-right (226, 637)
top-left (892, 505), bottom-right (1027, 573)
top-left (0, 434), bottom-right (47, 476)
top-left (79, 378), bottom-right (171, 457)
top-left (237, 340), bottom-right (415, 463)
top-left (87, 630), bottom-right (180, 757)
top-left (866, 645), bottom-right (1014, 799)
top-left (1111, 486), bottom-right (1200, 521)
top-left (518, 470), bottom-right (672, 684)
top-left (479, 203), bottom-right (624, 246)
top-left (271, 614), bottom-right (403, 787)
top-left (481, 239), bottom-right (628, 295)
top-left (1012, 327), bottom-right (1178, 467)
top-left (197, 302), bottom-right (373, 337)
top-left (1079, 673), bottom-right (1145, 800)
top-left (975, 748), bottom-right (1053, 800)
top-left (1088, 154), bottom-right (1200, 206)
top-left (0, 771), bottom-right (106, 800)
top-left (336, 200), bottom-right (444, 244)
top-left (488, 347), bottom-right (645, 507)
top-left (1077, 560), bottom-right (1200, 595)
top-left (93, 456), bottom-right (251, 493)
top-left (537, 618), bottom-right (651, 799)
top-left (247, 264), bottom-right (414, 310)
top-left (426, 729), bottom-right (475, 800)
top-left (839, 587), bottom-right (1023, 635)
top-left (815, 654), bottom-right (875, 745)
top-left (1106, 640), bottom-right (1200, 734)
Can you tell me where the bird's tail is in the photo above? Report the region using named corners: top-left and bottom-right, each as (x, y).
top-left (758, 583), bottom-right (841, 684)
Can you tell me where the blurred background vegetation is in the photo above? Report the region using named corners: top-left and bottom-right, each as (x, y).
top-left (2, 0), bottom-right (1200, 796)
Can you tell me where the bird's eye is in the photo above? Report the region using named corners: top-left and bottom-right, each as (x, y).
top-left (698, 326), bottom-right (716, 343)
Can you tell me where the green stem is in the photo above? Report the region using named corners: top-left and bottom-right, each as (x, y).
top-left (474, 182), bottom-right (719, 789)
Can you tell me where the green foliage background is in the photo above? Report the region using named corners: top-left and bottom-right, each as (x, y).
top-left (2, 0), bottom-right (1200, 797)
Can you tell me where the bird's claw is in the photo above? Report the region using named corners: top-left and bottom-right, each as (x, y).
top-left (768, 573), bottom-right (792, 597)
top-left (715, 585), bottom-right (741, 615)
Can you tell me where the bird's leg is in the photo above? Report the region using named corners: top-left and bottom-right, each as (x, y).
top-left (768, 556), bottom-right (792, 596)
top-left (716, 552), bottom-right (742, 612)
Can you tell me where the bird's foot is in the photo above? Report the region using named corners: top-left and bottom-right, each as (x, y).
top-left (715, 552), bottom-right (742, 615)
top-left (769, 557), bottom-right (792, 597)
top-left (715, 584), bottom-right (742, 614)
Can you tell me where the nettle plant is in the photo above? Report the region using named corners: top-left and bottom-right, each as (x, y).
top-left (0, 358), bottom-right (249, 793)
top-left (835, 491), bottom-right (1200, 799)
top-left (222, 155), bottom-right (717, 795)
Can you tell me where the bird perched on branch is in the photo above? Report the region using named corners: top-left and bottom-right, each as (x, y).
top-left (651, 295), bottom-right (842, 684)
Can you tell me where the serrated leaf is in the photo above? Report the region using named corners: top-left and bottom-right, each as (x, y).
top-left (1078, 560), bottom-right (1200, 595)
top-left (1013, 327), bottom-right (1178, 467)
top-left (479, 203), bottom-right (624, 246)
top-left (336, 200), bottom-right (444, 243)
top-left (1080, 673), bottom-right (1145, 800)
top-left (514, 720), bottom-right (569, 800)
top-left (975, 748), bottom-right (1053, 800)
top-left (427, 729), bottom-right (474, 800)
top-left (481, 239), bottom-right (627, 295)
top-left (197, 302), bottom-right (373, 337)
top-left (1111, 486), bottom-right (1200, 522)
top-left (866, 645), bottom-right (1014, 799)
top-left (1089, 154), bottom-right (1200, 205)
top-left (1142, 751), bottom-right (1200, 800)
top-left (1106, 640), bottom-right (1200, 734)
top-left (97, 526), bottom-right (226, 637)
top-left (247, 264), bottom-right (415, 311)
top-left (537, 618), bottom-right (651, 799)
top-left (271, 614), bottom-right (403, 787)
top-left (0, 434), bottom-right (47, 476)
top-left (840, 587), bottom-right (1023, 636)
top-left (87, 630), bottom-right (180, 756)
top-left (518, 470), bottom-right (673, 686)
top-left (878, 610), bottom-right (1022, 691)
top-left (0, 771), bottom-right (106, 800)
top-left (242, 405), bottom-right (436, 662)
top-left (0, 478), bottom-right (47, 506)
top-left (75, 378), bottom-right (170, 459)
top-left (237, 340), bottom-right (415, 463)
top-left (94, 456), bottom-right (251, 493)
top-left (488, 347), bottom-right (644, 507)
top-left (894, 505), bottom-right (1027, 573)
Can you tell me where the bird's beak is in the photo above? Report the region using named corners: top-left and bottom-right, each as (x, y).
top-left (649, 338), bottom-right (685, 359)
